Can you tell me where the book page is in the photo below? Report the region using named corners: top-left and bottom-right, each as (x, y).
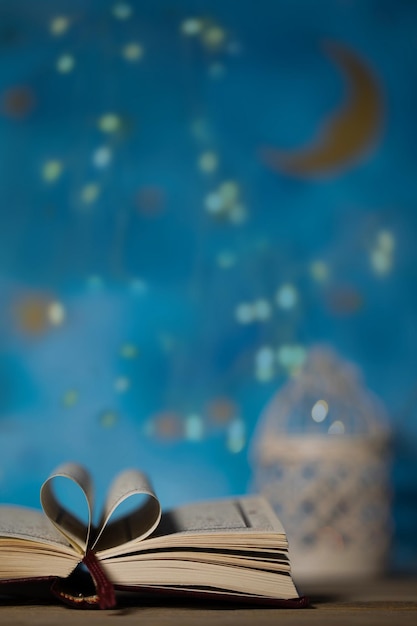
top-left (238, 496), bottom-right (287, 534)
top-left (40, 462), bottom-right (93, 554)
top-left (97, 495), bottom-right (289, 559)
top-left (155, 495), bottom-right (286, 536)
top-left (92, 469), bottom-right (161, 552)
top-left (0, 505), bottom-right (72, 547)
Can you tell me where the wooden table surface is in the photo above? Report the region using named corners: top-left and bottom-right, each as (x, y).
top-left (0, 577), bottom-right (416, 626)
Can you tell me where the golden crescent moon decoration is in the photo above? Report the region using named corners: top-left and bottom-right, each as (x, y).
top-left (261, 41), bottom-right (384, 178)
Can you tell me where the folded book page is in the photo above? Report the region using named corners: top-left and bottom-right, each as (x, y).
top-left (93, 469), bottom-right (161, 552)
top-left (40, 462), bottom-right (93, 554)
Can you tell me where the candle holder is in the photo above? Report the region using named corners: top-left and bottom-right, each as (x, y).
top-left (250, 346), bottom-right (391, 582)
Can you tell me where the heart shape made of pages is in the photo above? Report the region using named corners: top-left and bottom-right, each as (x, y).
top-left (40, 462), bottom-right (161, 555)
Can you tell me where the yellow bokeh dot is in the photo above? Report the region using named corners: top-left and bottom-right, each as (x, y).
top-left (47, 301), bottom-right (66, 326)
top-left (112, 2), bottom-right (133, 20)
top-left (122, 42), bottom-right (144, 61)
top-left (181, 18), bottom-right (203, 36)
top-left (80, 183), bottom-right (100, 204)
top-left (219, 180), bottom-right (239, 205)
top-left (202, 26), bottom-right (226, 49)
top-left (56, 54), bottom-right (75, 73)
top-left (198, 151), bottom-right (218, 173)
top-left (310, 260), bottom-right (329, 282)
top-left (99, 411), bottom-right (119, 428)
top-left (377, 229), bottom-right (395, 253)
top-left (370, 249), bottom-right (392, 275)
top-left (98, 113), bottom-right (121, 133)
top-left (50, 16), bottom-right (70, 36)
top-left (42, 160), bottom-right (63, 183)
top-left (120, 343), bottom-right (139, 358)
top-left (63, 390), bottom-right (78, 407)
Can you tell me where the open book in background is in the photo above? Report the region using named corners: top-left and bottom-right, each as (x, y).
top-left (0, 463), bottom-right (308, 609)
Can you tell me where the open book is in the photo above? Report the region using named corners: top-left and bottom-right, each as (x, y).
top-left (0, 463), bottom-right (307, 609)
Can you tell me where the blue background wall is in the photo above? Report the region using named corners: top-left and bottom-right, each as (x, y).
top-left (0, 0), bottom-right (416, 572)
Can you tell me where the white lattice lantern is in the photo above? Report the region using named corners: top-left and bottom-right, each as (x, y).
top-left (250, 346), bottom-right (391, 583)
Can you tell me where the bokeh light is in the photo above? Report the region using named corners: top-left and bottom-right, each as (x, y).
top-left (0, 0), bottom-right (416, 577)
